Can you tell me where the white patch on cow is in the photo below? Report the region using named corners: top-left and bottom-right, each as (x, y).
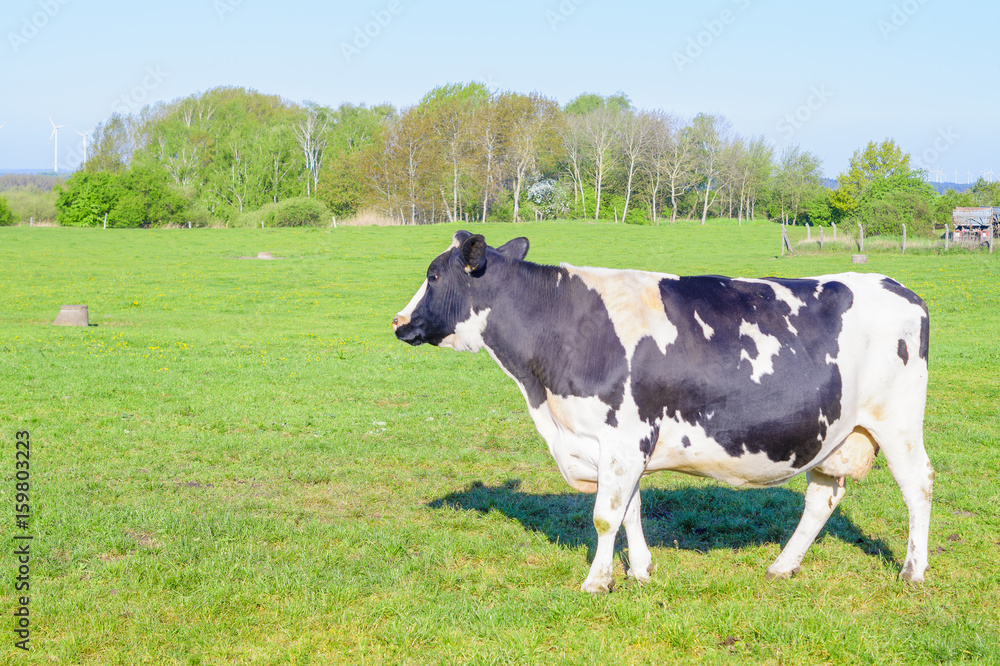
top-left (813, 282), bottom-right (825, 298)
top-left (693, 310), bottom-right (714, 340)
top-left (646, 415), bottom-right (803, 487)
top-left (561, 264), bottom-right (679, 359)
top-left (784, 315), bottom-right (798, 335)
top-left (395, 279), bottom-right (428, 324)
top-left (738, 320), bottom-right (782, 383)
top-left (439, 307), bottom-right (491, 352)
top-left (736, 278), bottom-right (807, 316)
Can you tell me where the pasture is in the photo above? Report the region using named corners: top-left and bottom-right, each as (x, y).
top-left (1, 220), bottom-right (998, 664)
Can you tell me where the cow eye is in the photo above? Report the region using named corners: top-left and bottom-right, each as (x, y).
top-left (427, 273), bottom-right (439, 283)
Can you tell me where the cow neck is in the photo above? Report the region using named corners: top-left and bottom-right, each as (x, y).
top-left (474, 260), bottom-right (566, 407)
top-left (475, 260), bottom-right (630, 416)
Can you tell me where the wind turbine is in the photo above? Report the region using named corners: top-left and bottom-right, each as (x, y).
top-left (48, 116), bottom-right (66, 172)
top-left (953, 169), bottom-right (960, 184)
top-left (74, 126), bottom-right (94, 164)
top-left (967, 169), bottom-right (974, 184)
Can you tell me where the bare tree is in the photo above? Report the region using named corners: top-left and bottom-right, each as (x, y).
top-left (158, 140), bottom-right (199, 193)
top-left (421, 84), bottom-right (486, 222)
top-left (502, 92), bottom-right (562, 222)
top-left (561, 114), bottom-right (589, 214)
top-left (639, 111), bottom-right (669, 224)
top-left (689, 113), bottom-right (732, 225)
top-left (661, 117), bottom-right (697, 223)
top-left (294, 105), bottom-right (329, 197)
top-left (581, 106), bottom-right (621, 220)
top-left (776, 144), bottom-right (822, 224)
top-left (470, 98), bottom-right (505, 223)
top-left (735, 136), bottom-right (773, 223)
top-left (616, 110), bottom-right (654, 222)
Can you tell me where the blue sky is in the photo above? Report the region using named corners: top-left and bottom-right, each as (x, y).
top-left (1, 0), bottom-right (997, 180)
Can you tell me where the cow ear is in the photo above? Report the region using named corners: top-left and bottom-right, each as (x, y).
top-left (497, 237), bottom-right (529, 261)
top-left (460, 233), bottom-right (487, 274)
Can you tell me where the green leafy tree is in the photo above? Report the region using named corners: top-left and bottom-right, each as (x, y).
top-left (934, 188), bottom-right (974, 225)
top-left (55, 171), bottom-right (123, 226)
top-left (969, 177), bottom-right (1000, 206)
top-left (800, 189), bottom-right (833, 226)
top-left (854, 172), bottom-right (936, 237)
top-left (0, 195), bottom-right (14, 225)
top-left (316, 150), bottom-right (366, 217)
top-left (110, 167), bottom-right (188, 227)
top-left (564, 92), bottom-right (632, 116)
top-left (418, 83), bottom-right (487, 222)
top-left (830, 139), bottom-right (911, 220)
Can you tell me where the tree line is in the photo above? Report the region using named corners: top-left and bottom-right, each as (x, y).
top-left (44, 83), bottom-right (1000, 235)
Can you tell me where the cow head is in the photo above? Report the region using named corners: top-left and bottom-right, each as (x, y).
top-left (392, 231), bottom-right (529, 350)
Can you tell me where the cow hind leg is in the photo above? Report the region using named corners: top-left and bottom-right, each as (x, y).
top-left (868, 425), bottom-right (933, 582)
top-left (581, 452), bottom-right (646, 594)
top-left (766, 469), bottom-right (845, 580)
top-left (621, 488), bottom-right (653, 582)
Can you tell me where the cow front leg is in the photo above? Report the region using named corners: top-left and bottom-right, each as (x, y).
top-left (581, 453), bottom-right (646, 594)
top-left (766, 469), bottom-right (845, 580)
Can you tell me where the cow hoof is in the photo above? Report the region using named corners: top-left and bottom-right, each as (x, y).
top-left (764, 566), bottom-right (800, 581)
top-left (899, 562), bottom-right (926, 583)
top-left (581, 577), bottom-right (614, 594)
top-left (627, 561), bottom-right (654, 583)
top-left (626, 569), bottom-right (651, 584)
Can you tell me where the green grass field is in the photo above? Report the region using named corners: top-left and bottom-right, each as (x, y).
top-left (2, 220), bottom-right (998, 664)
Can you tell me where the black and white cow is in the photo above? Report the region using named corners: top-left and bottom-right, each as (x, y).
top-left (393, 231), bottom-right (933, 593)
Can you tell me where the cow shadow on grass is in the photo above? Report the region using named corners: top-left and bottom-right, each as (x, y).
top-left (427, 479), bottom-right (898, 570)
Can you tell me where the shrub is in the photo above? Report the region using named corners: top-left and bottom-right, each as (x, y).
top-left (55, 167), bottom-right (188, 227)
top-left (265, 197), bottom-right (330, 227)
top-left (0, 195), bottom-right (13, 226)
top-left (525, 179), bottom-right (570, 219)
top-left (2, 186), bottom-right (59, 223)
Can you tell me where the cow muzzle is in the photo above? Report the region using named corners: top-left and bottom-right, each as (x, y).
top-left (392, 313), bottom-right (425, 345)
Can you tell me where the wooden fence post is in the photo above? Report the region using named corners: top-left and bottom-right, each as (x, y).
top-left (832, 222), bottom-right (836, 240)
top-left (944, 223), bottom-right (949, 251)
top-left (781, 223), bottom-right (793, 255)
top-left (103, 212), bottom-right (108, 229)
top-left (902, 223), bottom-right (907, 254)
top-left (990, 223), bottom-right (995, 253)
top-left (857, 223), bottom-right (864, 252)
top-left (819, 226), bottom-right (824, 250)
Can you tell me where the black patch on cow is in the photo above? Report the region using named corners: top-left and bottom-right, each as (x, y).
top-left (880, 277), bottom-right (923, 307)
top-left (630, 276), bottom-right (853, 468)
top-left (879, 277), bottom-right (930, 363)
top-left (397, 239), bottom-right (630, 413)
top-left (919, 315), bottom-right (929, 362)
top-left (897, 338), bottom-right (909, 365)
top-left (639, 424), bottom-right (660, 458)
top-left (478, 262), bottom-right (629, 412)
top-left (681, 435), bottom-right (692, 449)
top-left (605, 409), bottom-right (618, 427)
